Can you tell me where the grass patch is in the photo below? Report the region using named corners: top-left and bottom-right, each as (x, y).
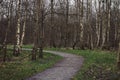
top-left (0, 50), bottom-right (62, 80)
top-left (7, 44), bottom-right (33, 49)
top-left (46, 48), bottom-right (118, 80)
top-left (22, 45), bottom-right (33, 49)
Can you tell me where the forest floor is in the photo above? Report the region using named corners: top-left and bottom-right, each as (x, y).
top-left (5, 45), bottom-right (119, 80)
top-left (27, 51), bottom-right (84, 80)
top-left (0, 50), bottom-right (62, 80)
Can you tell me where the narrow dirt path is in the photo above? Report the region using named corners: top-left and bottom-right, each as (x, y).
top-left (27, 50), bottom-right (84, 80)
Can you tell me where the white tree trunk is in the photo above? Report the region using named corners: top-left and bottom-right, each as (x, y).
top-left (20, 0), bottom-right (27, 48)
top-left (20, 20), bottom-right (26, 47)
top-left (15, 0), bottom-right (21, 55)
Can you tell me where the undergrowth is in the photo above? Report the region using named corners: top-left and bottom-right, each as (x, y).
top-left (47, 48), bottom-right (119, 80)
top-left (0, 50), bottom-right (62, 80)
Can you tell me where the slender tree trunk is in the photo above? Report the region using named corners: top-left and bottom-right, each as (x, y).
top-left (39, 5), bottom-right (44, 58)
top-left (20, 19), bottom-right (26, 48)
top-left (20, 0), bottom-right (28, 50)
top-left (32, 0), bottom-right (40, 60)
top-left (80, 20), bottom-right (84, 49)
top-left (15, 0), bottom-right (21, 56)
top-left (63, 0), bottom-right (69, 47)
top-left (117, 42), bottom-right (120, 70)
top-left (32, 0), bottom-right (44, 60)
top-left (101, 1), bottom-right (106, 49)
top-left (117, 6), bottom-right (120, 70)
top-left (50, 0), bottom-right (56, 48)
top-left (3, 45), bottom-right (7, 62)
top-left (107, 0), bottom-right (111, 46)
top-left (38, 0), bottom-right (45, 58)
top-left (78, 0), bottom-right (84, 49)
top-left (86, 0), bottom-right (92, 49)
top-left (95, 0), bottom-right (101, 48)
top-left (2, 0), bottom-right (13, 61)
top-left (72, 0), bottom-right (79, 49)
top-left (2, 20), bottom-right (10, 61)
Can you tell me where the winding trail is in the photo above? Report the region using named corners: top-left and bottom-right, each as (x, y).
top-left (27, 50), bottom-right (84, 80)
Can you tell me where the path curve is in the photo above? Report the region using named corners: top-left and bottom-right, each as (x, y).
top-left (26, 50), bottom-right (84, 80)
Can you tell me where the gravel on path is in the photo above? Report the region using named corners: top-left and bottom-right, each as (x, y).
top-left (26, 51), bottom-right (84, 80)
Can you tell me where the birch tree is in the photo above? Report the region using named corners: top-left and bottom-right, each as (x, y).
top-left (95, 0), bottom-right (101, 48)
top-left (14, 0), bottom-right (21, 56)
top-left (20, 0), bottom-right (28, 49)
